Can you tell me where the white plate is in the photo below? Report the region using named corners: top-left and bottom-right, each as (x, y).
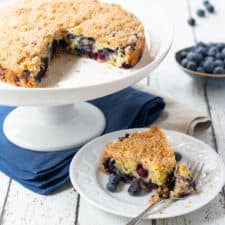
top-left (70, 128), bottom-right (225, 219)
top-left (0, 0), bottom-right (173, 106)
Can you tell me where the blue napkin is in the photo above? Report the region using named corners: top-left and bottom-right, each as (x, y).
top-left (0, 87), bottom-right (165, 194)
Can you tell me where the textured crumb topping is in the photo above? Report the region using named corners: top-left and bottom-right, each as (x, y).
top-left (0, 0), bottom-right (145, 76)
top-left (100, 126), bottom-right (176, 171)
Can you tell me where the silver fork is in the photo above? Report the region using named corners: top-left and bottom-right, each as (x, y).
top-left (126, 161), bottom-right (204, 225)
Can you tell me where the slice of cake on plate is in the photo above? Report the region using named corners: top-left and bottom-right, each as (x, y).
top-left (100, 126), bottom-right (196, 199)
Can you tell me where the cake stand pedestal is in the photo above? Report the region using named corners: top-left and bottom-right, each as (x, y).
top-left (3, 103), bottom-right (105, 151)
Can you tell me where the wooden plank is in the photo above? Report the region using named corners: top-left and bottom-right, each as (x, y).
top-left (79, 197), bottom-right (151, 225)
top-left (1, 181), bottom-right (78, 225)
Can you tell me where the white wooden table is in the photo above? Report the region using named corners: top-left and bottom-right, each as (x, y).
top-left (0, 0), bottom-right (225, 224)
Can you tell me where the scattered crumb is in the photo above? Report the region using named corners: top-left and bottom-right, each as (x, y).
top-left (159, 211), bottom-right (164, 214)
top-left (54, 83), bottom-right (59, 87)
top-left (66, 58), bottom-right (73, 65)
top-left (149, 192), bottom-right (160, 205)
top-left (75, 69), bottom-right (80, 73)
top-left (205, 171), bottom-right (210, 176)
top-left (82, 59), bottom-right (87, 63)
top-left (183, 203), bottom-right (191, 208)
top-left (59, 71), bottom-right (65, 77)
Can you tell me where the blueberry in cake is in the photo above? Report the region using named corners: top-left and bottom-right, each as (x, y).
top-left (0, 0), bottom-right (145, 87)
top-left (170, 162), bottom-right (196, 198)
top-left (99, 126), bottom-right (196, 199)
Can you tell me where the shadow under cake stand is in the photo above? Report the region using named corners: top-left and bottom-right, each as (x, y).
top-left (0, 12), bottom-right (173, 152)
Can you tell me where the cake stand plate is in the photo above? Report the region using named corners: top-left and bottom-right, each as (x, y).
top-left (0, 0), bottom-right (173, 151)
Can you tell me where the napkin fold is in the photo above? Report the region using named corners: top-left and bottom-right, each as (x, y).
top-left (135, 85), bottom-right (211, 135)
top-left (0, 87), bottom-right (165, 194)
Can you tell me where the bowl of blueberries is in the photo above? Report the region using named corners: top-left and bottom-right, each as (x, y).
top-left (175, 42), bottom-right (225, 82)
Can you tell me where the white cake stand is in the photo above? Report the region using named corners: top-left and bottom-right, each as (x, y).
top-left (0, 0), bottom-right (173, 151)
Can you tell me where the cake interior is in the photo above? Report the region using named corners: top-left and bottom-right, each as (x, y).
top-left (21, 33), bottom-right (143, 86)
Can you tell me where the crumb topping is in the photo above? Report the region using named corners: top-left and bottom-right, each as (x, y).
top-left (0, 0), bottom-right (145, 76)
top-left (101, 126), bottom-right (176, 171)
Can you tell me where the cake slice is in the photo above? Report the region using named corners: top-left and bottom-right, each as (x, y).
top-left (170, 162), bottom-right (196, 198)
top-left (100, 126), bottom-right (176, 192)
top-left (0, 0), bottom-right (145, 87)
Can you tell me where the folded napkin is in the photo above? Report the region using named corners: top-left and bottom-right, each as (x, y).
top-left (135, 85), bottom-right (211, 135)
top-left (0, 87), bottom-right (165, 194)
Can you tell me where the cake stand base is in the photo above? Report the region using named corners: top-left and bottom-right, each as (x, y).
top-left (3, 102), bottom-right (106, 151)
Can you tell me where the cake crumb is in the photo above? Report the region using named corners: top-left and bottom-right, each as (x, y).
top-left (183, 203), bottom-right (191, 208)
top-left (75, 69), bottom-right (80, 73)
top-left (205, 171), bottom-right (210, 176)
top-left (59, 71), bottom-right (65, 77)
top-left (149, 192), bottom-right (160, 205)
top-left (66, 58), bottom-right (73, 65)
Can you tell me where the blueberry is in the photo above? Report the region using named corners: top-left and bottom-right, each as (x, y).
top-left (214, 59), bottom-right (224, 67)
top-left (203, 60), bottom-right (215, 73)
top-left (108, 174), bottom-right (121, 184)
top-left (121, 174), bottom-right (133, 183)
top-left (206, 4), bottom-right (215, 13)
top-left (181, 58), bottom-right (188, 67)
top-left (197, 42), bottom-right (207, 48)
top-left (186, 61), bottom-right (197, 71)
top-left (221, 48), bottom-right (225, 55)
top-left (103, 158), bottom-right (116, 174)
top-left (207, 47), bottom-right (218, 56)
top-left (188, 18), bottom-right (196, 26)
top-left (106, 174), bottom-right (121, 192)
top-left (58, 39), bottom-right (68, 49)
top-left (107, 182), bottom-right (117, 192)
top-left (203, 0), bottom-right (210, 6)
top-left (197, 9), bottom-right (205, 17)
top-left (195, 46), bottom-right (206, 56)
top-left (35, 57), bottom-right (49, 82)
top-left (217, 43), bottom-right (225, 51)
top-left (204, 56), bottom-right (214, 62)
top-left (128, 180), bottom-right (141, 196)
top-left (174, 152), bottom-right (182, 162)
top-left (187, 52), bottom-right (202, 62)
top-left (216, 53), bottom-right (224, 60)
top-left (136, 164), bottom-right (148, 178)
top-left (67, 33), bottom-right (77, 39)
top-left (213, 67), bottom-right (225, 74)
top-left (145, 182), bottom-right (158, 191)
top-left (180, 51), bottom-right (188, 59)
top-left (197, 67), bottom-right (205, 72)
top-left (207, 42), bottom-right (217, 50)
top-left (49, 40), bottom-right (58, 59)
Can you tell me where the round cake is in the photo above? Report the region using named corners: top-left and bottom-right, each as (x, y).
top-left (0, 0), bottom-right (145, 87)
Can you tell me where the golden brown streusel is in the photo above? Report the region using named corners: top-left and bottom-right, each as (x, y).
top-left (0, 0), bottom-right (145, 87)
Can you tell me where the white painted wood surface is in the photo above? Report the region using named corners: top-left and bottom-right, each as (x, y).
top-left (0, 0), bottom-right (225, 225)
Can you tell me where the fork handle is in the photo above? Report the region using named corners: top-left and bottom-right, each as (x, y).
top-left (126, 199), bottom-right (164, 225)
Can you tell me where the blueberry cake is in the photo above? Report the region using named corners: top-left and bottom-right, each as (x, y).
top-left (99, 126), bottom-right (196, 199)
top-left (0, 0), bottom-right (145, 87)
top-left (170, 162), bottom-right (196, 198)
